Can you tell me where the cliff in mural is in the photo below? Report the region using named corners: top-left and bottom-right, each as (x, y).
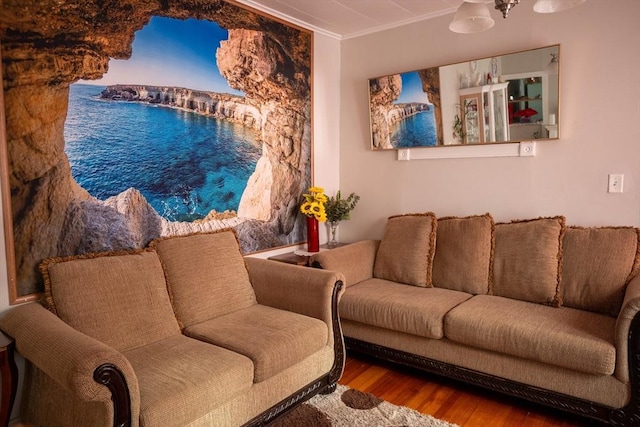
top-left (0, 0), bottom-right (312, 298)
top-left (100, 85), bottom-right (262, 130)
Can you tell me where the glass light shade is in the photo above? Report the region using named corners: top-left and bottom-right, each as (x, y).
top-left (449, 2), bottom-right (495, 34)
top-left (533, 0), bottom-right (586, 13)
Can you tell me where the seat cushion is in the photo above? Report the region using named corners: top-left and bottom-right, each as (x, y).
top-left (151, 230), bottom-right (257, 328)
top-left (41, 250), bottom-right (180, 352)
top-left (492, 216), bottom-right (565, 306)
top-left (561, 226), bottom-right (640, 316)
top-left (431, 214), bottom-right (494, 294)
top-left (124, 334), bottom-right (254, 427)
top-left (373, 213), bottom-right (437, 287)
top-left (444, 295), bottom-right (616, 375)
top-left (184, 304), bottom-right (328, 382)
top-left (340, 278), bottom-right (472, 339)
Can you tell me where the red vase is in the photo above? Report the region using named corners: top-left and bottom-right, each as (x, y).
top-left (306, 216), bottom-right (320, 252)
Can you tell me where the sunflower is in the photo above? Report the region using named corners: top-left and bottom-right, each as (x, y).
top-left (300, 187), bottom-right (327, 221)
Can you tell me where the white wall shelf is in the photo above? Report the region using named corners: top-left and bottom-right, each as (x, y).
top-left (396, 141), bottom-right (536, 161)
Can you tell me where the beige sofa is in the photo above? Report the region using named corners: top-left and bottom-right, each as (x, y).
top-left (0, 230), bottom-right (345, 427)
top-left (312, 213), bottom-right (640, 425)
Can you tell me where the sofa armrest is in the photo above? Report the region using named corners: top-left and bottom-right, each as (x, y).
top-left (615, 274), bottom-right (640, 383)
top-left (310, 240), bottom-right (380, 287)
top-left (246, 257), bottom-right (344, 326)
top-left (0, 303), bottom-right (140, 425)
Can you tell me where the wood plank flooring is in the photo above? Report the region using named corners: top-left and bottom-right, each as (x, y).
top-left (339, 353), bottom-right (598, 426)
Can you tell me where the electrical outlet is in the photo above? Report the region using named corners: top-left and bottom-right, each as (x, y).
top-left (608, 174), bottom-right (624, 193)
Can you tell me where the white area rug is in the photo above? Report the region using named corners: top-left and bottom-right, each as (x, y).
top-left (269, 384), bottom-right (459, 426)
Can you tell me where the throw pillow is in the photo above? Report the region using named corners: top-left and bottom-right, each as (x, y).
top-left (562, 226), bottom-right (640, 316)
top-left (373, 213), bottom-right (437, 287)
top-left (151, 229), bottom-right (257, 328)
top-left (40, 249), bottom-right (181, 352)
top-left (492, 216), bottom-right (565, 306)
top-left (431, 213), bottom-right (494, 294)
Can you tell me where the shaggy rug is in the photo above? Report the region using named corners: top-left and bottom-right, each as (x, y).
top-left (269, 385), bottom-right (458, 426)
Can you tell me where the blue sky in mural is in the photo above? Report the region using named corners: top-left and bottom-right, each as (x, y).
top-left (87, 17), bottom-right (243, 95)
top-left (396, 71), bottom-right (431, 104)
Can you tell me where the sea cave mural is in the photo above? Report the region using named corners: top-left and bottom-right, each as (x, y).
top-left (0, 0), bottom-right (313, 302)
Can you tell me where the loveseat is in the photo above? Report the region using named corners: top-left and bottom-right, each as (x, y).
top-left (0, 229), bottom-right (346, 427)
top-left (311, 213), bottom-right (640, 425)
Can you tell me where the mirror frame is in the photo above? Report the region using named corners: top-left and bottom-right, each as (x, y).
top-left (368, 44), bottom-right (560, 151)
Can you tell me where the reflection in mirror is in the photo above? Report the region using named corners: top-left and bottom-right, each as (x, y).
top-left (368, 45), bottom-right (560, 150)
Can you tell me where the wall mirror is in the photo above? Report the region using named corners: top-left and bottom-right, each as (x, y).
top-left (368, 44), bottom-right (560, 150)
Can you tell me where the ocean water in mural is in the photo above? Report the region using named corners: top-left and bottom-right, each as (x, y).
top-left (390, 109), bottom-right (437, 147)
top-left (64, 84), bottom-right (261, 222)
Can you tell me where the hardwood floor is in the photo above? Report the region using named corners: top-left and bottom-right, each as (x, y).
top-left (338, 353), bottom-right (598, 427)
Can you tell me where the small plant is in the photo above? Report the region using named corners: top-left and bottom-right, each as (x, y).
top-left (452, 104), bottom-right (466, 143)
top-left (324, 191), bottom-right (360, 223)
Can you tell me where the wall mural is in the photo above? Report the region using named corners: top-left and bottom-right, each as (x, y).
top-left (0, 1), bottom-right (313, 303)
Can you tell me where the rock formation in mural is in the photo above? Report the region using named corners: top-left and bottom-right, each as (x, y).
top-left (0, 0), bottom-right (312, 297)
top-left (100, 85), bottom-right (263, 129)
top-left (369, 67), bottom-right (443, 149)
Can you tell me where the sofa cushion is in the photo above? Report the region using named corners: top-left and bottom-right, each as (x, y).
top-left (124, 334), bottom-right (254, 427)
top-left (431, 214), bottom-right (494, 294)
top-left (562, 226), bottom-right (640, 316)
top-left (340, 278), bottom-right (472, 339)
top-left (373, 213), bottom-right (437, 287)
top-left (184, 304), bottom-right (328, 382)
top-left (492, 216), bottom-right (565, 306)
top-left (151, 230), bottom-right (257, 328)
top-left (444, 295), bottom-right (616, 376)
top-left (40, 250), bottom-right (180, 352)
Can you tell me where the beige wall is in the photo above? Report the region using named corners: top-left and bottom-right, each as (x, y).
top-left (338, 0), bottom-right (640, 244)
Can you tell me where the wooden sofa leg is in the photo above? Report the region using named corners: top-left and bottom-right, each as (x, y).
top-left (321, 383), bottom-right (337, 395)
top-left (0, 332), bottom-right (18, 427)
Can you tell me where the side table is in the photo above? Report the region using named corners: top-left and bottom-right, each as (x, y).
top-left (268, 244), bottom-right (346, 267)
top-left (0, 331), bottom-right (17, 427)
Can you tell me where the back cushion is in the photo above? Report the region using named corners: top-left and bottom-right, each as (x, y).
top-left (41, 250), bottom-right (180, 352)
top-left (152, 230), bottom-right (257, 328)
top-left (492, 216), bottom-right (565, 306)
top-left (373, 213), bottom-right (437, 287)
top-left (431, 214), bottom-right (494, 294)
top-left (562, 227), bottom-right (640, 316)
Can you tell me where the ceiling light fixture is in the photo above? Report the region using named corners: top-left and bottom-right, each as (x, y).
top-left (450, 0), bottom-right (586, 33)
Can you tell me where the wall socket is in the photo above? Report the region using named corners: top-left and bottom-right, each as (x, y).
top-left (608, 174), bottom-right (624, 193)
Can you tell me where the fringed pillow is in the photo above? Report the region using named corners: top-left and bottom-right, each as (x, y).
top-left (492, 216), bottom-right (565, 306)
top-left (431, 213), bottom-right (494, 294)
top-left (562, 226), bottom-right (640, 316)
top-left (373, 213), bottom-right (437, 287)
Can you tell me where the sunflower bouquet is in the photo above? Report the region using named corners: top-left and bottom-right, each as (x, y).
top-left (299, 186), bottom-right (327, 222)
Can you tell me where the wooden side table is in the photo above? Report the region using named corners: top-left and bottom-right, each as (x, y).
top-left (0, 331), bottom-right (17, 427)
top-left (268, 244), bottom-right (347, 267)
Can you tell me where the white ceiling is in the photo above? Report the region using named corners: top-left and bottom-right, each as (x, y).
top-left (234, 0), bottom-right (463, 39)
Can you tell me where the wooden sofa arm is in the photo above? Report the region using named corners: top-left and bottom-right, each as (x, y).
top-left (310, 240), bottom-right (380, 287)
top-left (0, 303), bottom-right (139, 427)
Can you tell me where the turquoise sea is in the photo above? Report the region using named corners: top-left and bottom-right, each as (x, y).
top-left (64, 84), bottom-right (261, 222)
top-left (391, 109), bottom-right (437, 147)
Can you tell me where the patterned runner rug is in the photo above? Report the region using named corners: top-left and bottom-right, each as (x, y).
top-left (269, 385), bottom-right (459, 426)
